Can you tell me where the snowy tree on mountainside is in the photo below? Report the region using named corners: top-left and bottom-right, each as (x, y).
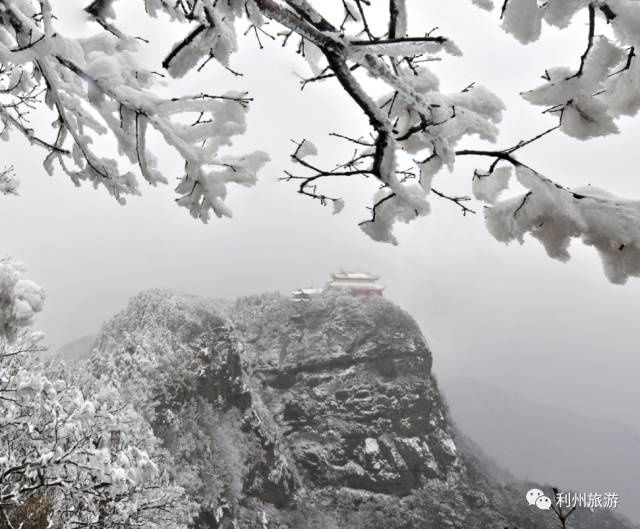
top-left (0, 258), bottom-right (44, 343)
top-left (0, 330), bottom-right (195, 529)
top-left (0, 0), bottom-right (639, 282)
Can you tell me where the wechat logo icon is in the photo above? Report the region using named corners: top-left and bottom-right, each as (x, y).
top-left (526, 489), bottom-right (552, 510)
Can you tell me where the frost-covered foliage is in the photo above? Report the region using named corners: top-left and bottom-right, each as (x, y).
top-left (464, 0), bottom-right (640, 282)
top-left (0, 258), bottom-right (44, 342)
top-left (486, 166), bottom-right (640, 283)
top-left (0, 0), bottom-right (267, 221)
top-left (88, 290), bottom-right (253, 516)
top-left (90, 289), bottom-right (233, 417)
top-left (280, 7), bottom-right (504, 244)
top-left (2, 0), bottom-right (640, 281)
top-left (0, 330), bottom-right (194, 529)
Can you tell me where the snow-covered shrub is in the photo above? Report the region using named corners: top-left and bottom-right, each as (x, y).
top-left (0, 330), bottom-right (195, 529)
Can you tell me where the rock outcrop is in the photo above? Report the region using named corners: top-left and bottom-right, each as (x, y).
top-left (87, 289), bottom-right (638, 529)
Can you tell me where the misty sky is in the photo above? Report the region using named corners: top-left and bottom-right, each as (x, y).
top-left (2, 0), bottom-right (640, 457)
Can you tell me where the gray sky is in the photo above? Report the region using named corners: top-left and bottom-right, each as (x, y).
top-left (2, 0), bottom-right (640, 444)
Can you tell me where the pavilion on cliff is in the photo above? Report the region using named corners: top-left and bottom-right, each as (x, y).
top-left (327, 271), bottom-right (384, 297)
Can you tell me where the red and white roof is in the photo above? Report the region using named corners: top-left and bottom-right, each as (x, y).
top-left (331, 271), bottom-right (380, 281)
top-left (327, 280), bottom-right (384, 291)
top-left (328, 270), bottom-right (384, 291)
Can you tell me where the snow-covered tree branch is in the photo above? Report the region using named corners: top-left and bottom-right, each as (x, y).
top-left (0, 0), bottom-right (268, 222)
top-left (0, 330), bottom-right (195, 529)
top-left (1, 0), bottom-right (640, 281)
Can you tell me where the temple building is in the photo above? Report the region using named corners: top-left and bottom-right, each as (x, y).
top-left (327, 271), bottom-right (384, 297)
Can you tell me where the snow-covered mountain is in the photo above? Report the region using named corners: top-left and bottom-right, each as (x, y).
top-left (81, 289), bottom-right (637, 529)
top-left (56, 334), bottom-right (96, 362)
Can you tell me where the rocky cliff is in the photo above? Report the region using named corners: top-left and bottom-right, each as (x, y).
top-left (87, 289), bottom-right (638, 529)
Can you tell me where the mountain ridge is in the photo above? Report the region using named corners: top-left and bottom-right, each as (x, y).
top-left (76, 289), bottom-right (637, 529)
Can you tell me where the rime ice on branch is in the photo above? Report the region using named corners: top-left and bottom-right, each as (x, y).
top-left (0, 0), bottom-right (267, 221)
top-left (1, 0), bottom-right (640, 281)
top-left (0, 330), bottom-right (195, 529)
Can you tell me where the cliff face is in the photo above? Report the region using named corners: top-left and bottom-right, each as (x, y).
top-left (236, 293), bottom-right (460, 498)
top-left (89, 290), bottom-right (638, 529)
